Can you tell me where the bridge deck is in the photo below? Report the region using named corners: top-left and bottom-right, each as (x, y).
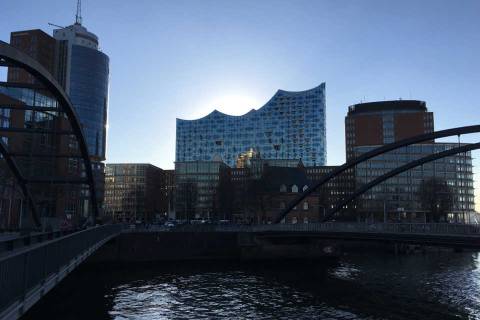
top-left (0, 225), bottom-right (121, 320)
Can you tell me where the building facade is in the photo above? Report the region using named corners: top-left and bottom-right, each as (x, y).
top-left (354, 143), bottom-right (475, 221)
top-left (176, 83), bottom-right (326, 167)
top-left (8, 30), bottom-right (57, 85)
top-left (104, 164), bottom-right (166, 223)
top-left (0, 82), bottom-right (90, 229)
top-left (53, 23), bottom-right (109, 161)
top-left (345, 100), bottom-right (433, 160)
top-left (174, 160), bottom-right (232, 221)
top-left (7, 23), bottom-right (110, 160)
top-left (345, 100), bottom-right (474, 221)
top-left (7, 18), bottom-right (110, 220)
top-left (163, 169), bottom-right (176, 219)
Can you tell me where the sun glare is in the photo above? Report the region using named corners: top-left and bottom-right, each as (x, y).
top-left (208, 94), bottom-right (261, 116)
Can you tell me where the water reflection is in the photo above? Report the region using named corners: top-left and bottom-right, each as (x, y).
top-left (23, 252), bottom-right (480, 320)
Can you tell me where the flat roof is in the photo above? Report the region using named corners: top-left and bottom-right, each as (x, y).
top-left (348, 100), bottom-right (427, 116)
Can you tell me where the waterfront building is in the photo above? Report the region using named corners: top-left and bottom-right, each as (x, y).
top-left (7, 9), bottom-right (110, 219)
top-left (174, 160), bottom-right (231, 221)
top-left (53, 22), bottom-right (109, 161)
top-left (104, 164), bottom-right (166, 223)
top-left (0, 82), bottom-right (88, 228)
top-left (228, 159), bottom-right (350, 223)
top-left (353, 143), bottom-right (475, 221)
top-left (176, 83), bottom-right (326, 167)
top-left (345, 100), bottom-right (433, 160)
top-left (345, 100), bottom-right (474, 221)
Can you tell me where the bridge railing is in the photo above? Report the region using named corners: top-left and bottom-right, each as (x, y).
top-left (0, 227), bottom-right (100, 256)
top-left (131, 223), bottom-right (480, 236)
top-left (247, 223), bottom-right (480, 236)
top-left (0, 224), bottom-right (122, 318)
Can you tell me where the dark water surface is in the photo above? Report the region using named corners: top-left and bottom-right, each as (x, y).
top-left (23, 252), bottom-right (480, 319)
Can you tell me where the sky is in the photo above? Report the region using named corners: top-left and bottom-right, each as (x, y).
top-left (1, 0), bottom-right (479, 210)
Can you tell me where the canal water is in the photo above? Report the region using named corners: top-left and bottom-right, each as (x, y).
top-left (23, 252), bottom-right (480, 319)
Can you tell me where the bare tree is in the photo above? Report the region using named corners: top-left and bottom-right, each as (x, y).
top-left (418, 177), bottom-right (454, 222)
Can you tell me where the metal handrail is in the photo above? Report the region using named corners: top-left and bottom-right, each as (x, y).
top-left (0, 224), bottom-right (122, 316)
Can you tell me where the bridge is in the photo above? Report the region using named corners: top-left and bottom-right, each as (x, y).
top-left (1, 221), bottom-right (478, 319)
top-left (0, 225), bottom-right (121, 320)
top-left (136, 222), bottom-right (480, 248)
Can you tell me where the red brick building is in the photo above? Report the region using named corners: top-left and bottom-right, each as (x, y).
top-left (345, 100), bottom-right (434, 160)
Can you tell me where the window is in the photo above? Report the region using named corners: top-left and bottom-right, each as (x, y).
top-left (303, 185), bottom-right (308, 191)
top-left (280, 184), bottom-right (287, 192)
top-left (292, 185), bottom-right (298, 193)
top-left (303, 202), bottom-right (309, 210)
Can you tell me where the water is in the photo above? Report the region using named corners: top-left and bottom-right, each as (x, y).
top-left (24, 252), bottom-right (480, 319)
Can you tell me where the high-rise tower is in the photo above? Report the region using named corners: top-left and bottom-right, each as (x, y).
top-left (53, 3), bottom-right (109, 161)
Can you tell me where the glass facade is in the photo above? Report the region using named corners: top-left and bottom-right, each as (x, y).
top-left (69, 45), bottom-right (109, 160)
top-left (354, 143), bottom-right (475, 215)
top-left (176, 83), bottom-right (326, 167)
top-left (0, 83), bottom-right (93, 229)
top-left (175, 161), bottom-right (230, 220)
top-left (104, 164), bottom-right (165, 223)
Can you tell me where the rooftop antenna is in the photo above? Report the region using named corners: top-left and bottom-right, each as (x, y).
top-left (48, 22), bottom-right (65, 29)
top-left (75, 0), bottom-right (82, 25)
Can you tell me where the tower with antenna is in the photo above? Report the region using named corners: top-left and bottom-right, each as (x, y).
top-left (50, 0), bottom-right (109, 163)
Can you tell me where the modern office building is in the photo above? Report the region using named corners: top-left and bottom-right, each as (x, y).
top-left (53, 22), bottom-right (109, 161)
top-left (104, 164), bottom-right (166, 222)
top-left (174, 160), bottom-right (231, 220)
top-left (0, 81), bottom-right (89, 229)
top-left (8, 20), bottom-right (109, 161)
top-left (353, 143), bottom-right (475, 221)
top-left (345, 100), bottom-right (474, 221)
top-left (345, 100), bottom-right (433, 160)
top-left (176, 83), bottom-right (326, 167)
top-left (7, 10), bottom-right (110, 219)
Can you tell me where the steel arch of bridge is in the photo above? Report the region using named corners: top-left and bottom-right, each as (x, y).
top-left (323, 142), bottom-right (480, 221)
top-left (0, 41), bottom-right (99, 227)
top-left (274, 124), bottom-right (480, 223)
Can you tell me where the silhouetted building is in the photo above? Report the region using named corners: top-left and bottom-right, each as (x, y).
top-left (163, 169), bottom-right (176, 219)
top-left (0, 82), bottom-right (88, 229)
top-left (174, 160), bottom-right (231, 221)
top-left (104, 164), bottom-right (165, 223)
top-left (229, 159), bottom-right (350, 223)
